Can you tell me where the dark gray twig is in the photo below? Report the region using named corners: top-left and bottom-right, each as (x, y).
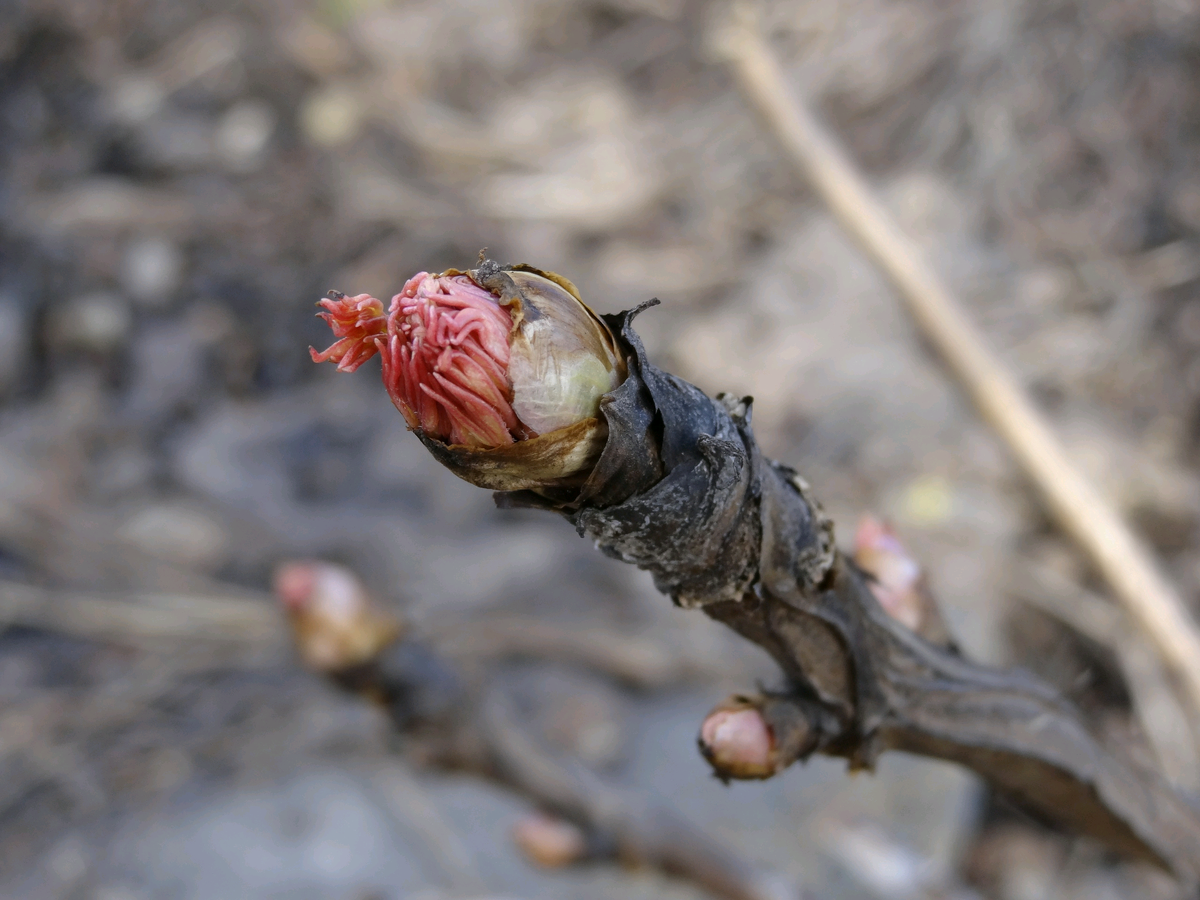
top-left (490, 305), bottom-right (1200, 890)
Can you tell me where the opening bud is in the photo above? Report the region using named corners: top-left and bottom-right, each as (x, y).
top-left (311, 260), bottom-right (626, 492)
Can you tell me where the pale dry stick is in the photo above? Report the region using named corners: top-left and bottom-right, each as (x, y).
top-left (710, 3), bottom-right (1200, 725)
top-left (0, 580), bottom-right (282, 647)
top-left (1008, 561), bottom-right (1200, 789)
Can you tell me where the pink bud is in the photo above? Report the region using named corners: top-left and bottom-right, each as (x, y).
top-left (699, 706), bottom-right (776, 779)
top-left (273, 561), bottom-right (401, 671)
top-left (310, 262), bottom-right (624, 470)
top-left (512, 813), bottom-right (587, 868)
top-left (308, 292), bottom-right (388, 372)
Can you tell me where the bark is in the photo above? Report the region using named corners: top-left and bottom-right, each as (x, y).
top-left (493, 302), bottom-right (1200, 890)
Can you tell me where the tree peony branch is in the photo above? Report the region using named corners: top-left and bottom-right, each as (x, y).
top-left (311, 261), bottom-right (1200, 890)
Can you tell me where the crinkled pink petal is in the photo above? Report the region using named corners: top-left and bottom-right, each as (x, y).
top-left (311, 272), bottom-right (532, 448)
top-left (375, 272), bottom-right (524, 448)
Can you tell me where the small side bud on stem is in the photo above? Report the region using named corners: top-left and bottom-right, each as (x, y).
top-left (698, 698), bottom-right (779, 781)
top-left (698, 693), bottom-right (827, 782)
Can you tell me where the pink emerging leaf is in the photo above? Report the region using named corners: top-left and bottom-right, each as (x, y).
top-left (309, 292), bottom-right (388, 372)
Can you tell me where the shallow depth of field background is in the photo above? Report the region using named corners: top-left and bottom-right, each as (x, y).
top-left (3, 0), bottom-right (1200, 898)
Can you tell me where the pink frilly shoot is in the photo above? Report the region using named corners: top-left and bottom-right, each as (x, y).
top-left (309, 265), bottom-right (624, 456)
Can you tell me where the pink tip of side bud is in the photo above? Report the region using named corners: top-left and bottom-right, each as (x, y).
top-left (274, 562), bottom-right (317, 612)
top-left (699, 706), bottom-right (776, 779)
top-left (512, 813), bottom-right (588, 868)
top-left (853, 515), bottom-right (924, 632)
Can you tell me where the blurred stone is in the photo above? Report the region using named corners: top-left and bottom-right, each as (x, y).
top-left (1177, 302), bottom-right (1200, 347)
top-left (968, 827), bottom-right (1062, 900)
top-left (103, 768), bottom-right (431, 900)
top-left (50, 292), bottom-right (132, 354)
top-left (185, 301), bottom-right (237, 345)
top-left (46, 835), bottom-right (89, 886)
top-left (479, 138), bottom-right (655, 228)
top-left (138, 113), bottom-right (215, 169)
top-left (121, 237), bottom-right (183, 308)
top-left (1186, 358), bottom-right (1200, 395)
top-left (608, 0), bottom-right (685, 18)
top-left (108, 74), bottom-right (166, 124)
top-left (899, 474), bottom-right (955, 527)
top-left (123, 319), bottom-right (207, 422)
top-left (512, 813), bottom-right (587, 868)
top-left (278, 16), bottom-right (356, 77)
top-left (93, 887), bottom-right (146, 900)
top-left (1137, 241), bottom-right (1200, 292)
top-left (146, 748), bottom-right (193, 794)
top-left (594, 240), bottom-right (735, 301)
top-left (820, 823), bottom-right (936, 900)
top-left (504, 667), bottom-right (628, 769)
top-left (1063, 418), bottom-right (1200, 551)
top-left (1017, 266), bottom-right (1073, 310)
top-left (300, 85), bottom-right (364, 148)
top-left (91, 444), bottom-right (156, 499)
top-left (148, 17), bottom-right (246, 95)
top-left (334, 159), bottom-right (451, 223)
top-left (216, 101), bottom-right (276, 172)
top-left (118, 503), bottom-right (230, 572)
top-left (3, 85), bottom-right (49, 139)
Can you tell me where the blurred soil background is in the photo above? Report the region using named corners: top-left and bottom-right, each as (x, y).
top-left (3, 0), bottom-right (1200, 897)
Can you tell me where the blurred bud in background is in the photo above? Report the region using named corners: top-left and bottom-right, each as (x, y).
top-left (512, 813), bottom-right (589, 869)
top-left (274, 561), bottom-right (401, 672)
top-left (853, 516), bottom-right (954, 647)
